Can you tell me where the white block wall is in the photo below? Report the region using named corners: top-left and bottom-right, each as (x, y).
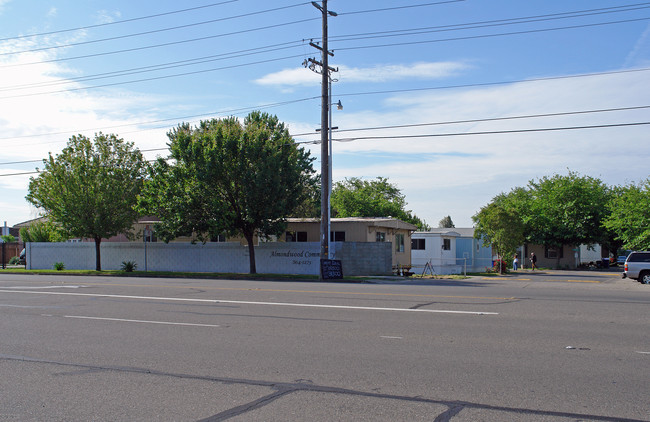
top-left (25, 241), bottom-right (393, 276)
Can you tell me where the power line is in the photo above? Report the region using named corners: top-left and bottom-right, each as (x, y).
top-left (0, 1), bottom-right (239, 42)
top-left (1, 3), bottom-right (646, 100)
top-left (334, 17), bottom-right (650, 52)
top-left (1, 120), bottom-right (647, 177)
top-left (330, 4), bottom-right (650, 42)
top-left (338, 1), bottom-right (465, 16)
top-left (330, 105), bottom-right (650, 134)
top-left (1, 66), bottom-right (648, 143)
top-left (0, 53), bottom-right (307, 100)
top-left (2, 104), bottom-right (648, 166)
top-left (0, 41), bottom-right (305, 93)
top-left (332, 122), bottom-right (650, 143)
top-left (2, 16), bottom-right (647, 98)
top-left (335, 67), bottom-right (650, 98)
top-left (0, 17), bottom-right (318, 68)
top-left (1, 3), bottom-right (311, 57)
top-left (0, 96), bottom-right (320, 143)
top-left (6, 2), bottom-right (645, 71)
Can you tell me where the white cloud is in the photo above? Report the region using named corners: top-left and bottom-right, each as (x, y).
top-left (625, 22), bottom-right (650, 67)
top-left (339, 62), bottom-right (470, 83)
top-left (0, 0), bottom-right (10, 14)
top-left (255, 61), bottom-right (469, 87)
top-left (95, 9), bottom-right (121, 24)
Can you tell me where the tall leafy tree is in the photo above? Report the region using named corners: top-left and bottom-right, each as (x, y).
top-left (603, 179), bottom-right (650, 250)
top-left (524, 171), bottom-right (611, 265)
top-left (331, 177), bottom-right (430, 230)
top-left (438, 215), bottom-right (455, 228)
top-left (138, 111), bottom-right (316, 274)
top-left (26, 133), bottom-right (147, 270)
top-left (472, 192), bottom-right (526, 273)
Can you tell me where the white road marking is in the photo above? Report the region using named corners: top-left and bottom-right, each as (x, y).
top-left (0, 285), bottom-right (85, 289)
top-left (635, 351), bottom-right (650, 355)
top-left (380, 336), bottom-right (403, 339)
top-left (0, 289), bottom-right (498, 315)
top-left (63, 315), bottom-right (220, 328)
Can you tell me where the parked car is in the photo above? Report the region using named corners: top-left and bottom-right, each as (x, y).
top-left (617, 255), bottom-right (628, 266)
top-left (18, 248), bottom-right (25, 265)
top-left (622, 251), bottom-right (650, 284)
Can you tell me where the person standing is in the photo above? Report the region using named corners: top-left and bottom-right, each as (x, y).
top-left (530, 252), bottom-right (537, 271)
top-left (513, 254), bottom-right (519, 271)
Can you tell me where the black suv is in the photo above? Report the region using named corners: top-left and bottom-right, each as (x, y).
top-left (622, 251), bottom-right (650, 284)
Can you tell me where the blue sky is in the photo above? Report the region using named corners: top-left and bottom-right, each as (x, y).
top-left (1, 0), bottom-right (649, 229)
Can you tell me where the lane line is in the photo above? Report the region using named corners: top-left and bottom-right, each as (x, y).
top-left (380, 336), bottom-right (403, 339)
top-left (63, 315), bottom-right (220, 327)
top-left (566, 279), bottom-right (601, 283)
top-left (71, 282), bottom-right (518, 301)
top-left (0, 289), bottom-right (498, 315)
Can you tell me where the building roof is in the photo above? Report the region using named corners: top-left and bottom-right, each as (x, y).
top-left (12, 216), bottom-right (47, 228)
top-left (286, 217), bottom-right (418, 231)
top-left (414, 227), bottom-right (476, 238)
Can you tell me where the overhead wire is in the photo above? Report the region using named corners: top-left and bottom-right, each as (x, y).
top-left (2, 17), bottom-right (649, 98)
top-left (0, 40), bottom-right (305, 92)
top-left (0, 66), bottom-right (649, 143)
top-left (0, 1), bottom-right (240, 42)
top-left (0, 53), bottom-right (309, 100)
top-left (2, 104), bottom-right (649, 167)
top-left (330, 4), bottom-right (650, 42)
top-left (2, 120), bottom-right (647, 177)
top-left (4, 3), bottom-right (647, 93)
top-left (4, 2), bottom-right (645, 68)
top-left (333, 17), bottom-right (650, 52)
top-left (331, 122), bottom-right (650, 143)
top-left (0, 3), bottom-right (311, 57)
top-left (0, 17), bottom-right (319, 69)
top-left (337, 0), bottom-right (466, 16)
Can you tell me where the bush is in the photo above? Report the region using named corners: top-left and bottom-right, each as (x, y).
top-left (8, 256), bottom-right (20, 265)
top-left (493, 259), bottom-right (507, 273)
top-left (53, 262), bottom-right (65, 271)
top-left (121, 261), bottom-right (137, 272)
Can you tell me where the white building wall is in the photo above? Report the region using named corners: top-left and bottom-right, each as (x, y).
top-left (411, 233), bottom-right (463, 275)
top-left (25, 241), bottom-right (394, 276)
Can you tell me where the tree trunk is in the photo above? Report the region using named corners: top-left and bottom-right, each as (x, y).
top-left (244, 231), bottom-right (256, 274)
top-left (94, 236), bottom-right (102, 271)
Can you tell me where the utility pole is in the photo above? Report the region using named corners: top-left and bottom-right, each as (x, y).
top-left (305, 0), bottom-right (337, 278)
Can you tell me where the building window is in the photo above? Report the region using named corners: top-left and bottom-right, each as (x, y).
top-left (376, 232), bottom-right (386, 242)
top-left (210, 234), bottom-right (226, 242)
top-left (411, 238), bottom-right (425, 250)
top-left (395, 233), bottom-right (405, 252)
top-left (442, 238), bottom-right (451, 250)
top-left (286, 231), bottom-right (307, 242)
top-left (330, 231), bottom-right (345, 242)
top-left (545, 245), bottom-right (563, 259)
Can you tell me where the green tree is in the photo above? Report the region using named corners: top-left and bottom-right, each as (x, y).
top-left (438, 215), bottom-right (455, 228)
top-left (138, 111), bottom-right (316, 274)
top-left (19, 220), bottom-right (67, 242)
top-left (26, 133), bottom-right (147, 271)
top-left (330, 177), bottom-right (430, 230)
top-left (524, 171), bottom-right (611, 266)
top-left (1, 234), bottom-right (15, 243)
top-left (472, 192), bottom-right (526, 273)
top-left (603, 179), bottom-right (650, 250)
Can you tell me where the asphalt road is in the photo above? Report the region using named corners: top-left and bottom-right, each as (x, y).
top-left (0, 270), bottom-right (648, 421)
